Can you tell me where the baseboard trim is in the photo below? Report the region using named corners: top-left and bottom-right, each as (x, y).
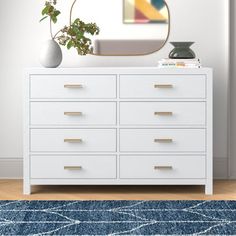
top-left (214, 157), bottom-right (228, 179)
top-left (229, 172), bottom-right (236, 179)
top-left (0, 158), bottom-right (23, 179)
top-left (0, 157), bottom-right (229, 179)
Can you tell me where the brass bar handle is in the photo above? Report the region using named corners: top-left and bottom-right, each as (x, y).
top-left (64, 112), bottom-right (83, 116)
top-left (64, 84), bottom-right (83, 89)
top-left (154, 138), bottom-right (173, 143)
top-left (154, 112), bottom-right (173, 116)
top-left (64, 166), bottom-right (82, 170)
top-left (154, 84), bottom-right (173, 88)
top-left (64, 138), bottom-right (83, 143)
top-left (154, 166), bottom-right (173, 170)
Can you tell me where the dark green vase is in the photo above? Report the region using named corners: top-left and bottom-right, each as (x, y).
top-left (169, 42), bottom-right (196, 59)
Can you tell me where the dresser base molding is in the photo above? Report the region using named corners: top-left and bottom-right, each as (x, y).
top-left (24, 68), bottom-right (213, 195)
top-left (24, 179), bottom-right (208, 195)
top-left (29, 179), bottom-right (207, 185)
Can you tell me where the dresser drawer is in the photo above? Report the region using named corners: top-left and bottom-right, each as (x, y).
top-left (30, 129), bottom-right (116, 152)
top-left (120, 75), bottom-right (206, 98)
top-left (120, 129), bottom-right (205, 152)
top-left (31, 156), bottom-right (116, 179)
top-left (30, 75), bottom-right (116, 99)
top-left (30, 102), bottom-right (116, 126)
top-left (120, 102), bottom-right (205, 126)
top-left (120, 156), bottom-right (205, 179)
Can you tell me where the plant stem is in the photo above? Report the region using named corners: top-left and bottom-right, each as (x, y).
top-left (70, 0), bottom-right (77, 26)
top-left (50, 18), bottom-right (53, 39)
top-left (53, 0), bottom-right (76, 40)
top-left (53, 29), bottom-right (63, 39)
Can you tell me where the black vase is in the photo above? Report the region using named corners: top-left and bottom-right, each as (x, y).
top-left (169, 42), bottom-right (196, 59)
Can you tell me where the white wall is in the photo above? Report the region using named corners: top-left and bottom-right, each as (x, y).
top-left (0, 0), bottom-right (230, 178)
top-left (230, 0), bottom-right (236, 178)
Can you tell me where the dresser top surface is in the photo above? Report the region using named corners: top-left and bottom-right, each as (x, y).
top-left (25, 67), bottom-right (212, 75)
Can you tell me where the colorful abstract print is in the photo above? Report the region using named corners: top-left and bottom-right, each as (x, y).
top-left (124, 0), bottom-right (168, 24)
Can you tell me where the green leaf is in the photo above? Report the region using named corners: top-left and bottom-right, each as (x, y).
top-left (48, 6), bottom-right (54, 13)
top-left (54, 10), bottom-right (61, 16)
top-left (42, 5), bottom-right (50, 15)
top-left (77, 32), bottom-right (84, 38)
top-left (68, 28), bottom-right (76, 36)
top-left (51, 16), bottom-right (57, 23)
top-left (74, 18), bottom-right (81, 24)
top-left (39, 15), bottom-right (48, 22)
top-left (67, 40), bottom-right (74, 49)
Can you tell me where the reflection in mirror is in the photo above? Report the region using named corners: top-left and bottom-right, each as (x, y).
top-left (75, 0), bottom-right (169, 56)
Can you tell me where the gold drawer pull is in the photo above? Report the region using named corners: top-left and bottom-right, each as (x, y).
top-left (64, 84), bottom-right (83, 89)
top-left (154, 138), bottom-right (173, 143)
top-left (64, 112), bottom-right (83, 116)
top-left (154, 84), bottom-right (173, 88)
top-left (154, 112), bottom-right (173, 116)
top-left (64, 166), bottom-right (82, 170)
top-left (154, 166), bottom-right (173, 170)
top-left (64, 138), bottom-right (83, 143)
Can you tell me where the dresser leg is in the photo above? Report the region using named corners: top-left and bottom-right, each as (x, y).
top-left (205, 183), bottom-right (213, 195)
top-left (23, 184), bottom-right (31, 195)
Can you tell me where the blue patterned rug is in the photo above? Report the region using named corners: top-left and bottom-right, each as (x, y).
top-left (0, 200), bottom-right (236, 235)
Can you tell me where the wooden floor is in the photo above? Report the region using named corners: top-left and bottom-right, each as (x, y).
top-left (0, 180), bottom-right (236, 200)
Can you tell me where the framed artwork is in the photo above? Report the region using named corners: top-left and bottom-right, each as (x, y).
top-left (123, 0), bottom-right (168, 24)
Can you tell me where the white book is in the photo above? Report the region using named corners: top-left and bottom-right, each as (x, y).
top-left (159, 58), bottom-right (201, 63)
top-left (158, 60), bottom-right (201, 67)
top-left (158, 64), bottom-right (202, 68)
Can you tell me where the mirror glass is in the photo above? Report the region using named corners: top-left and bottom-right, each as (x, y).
top-left (76, 0), bottom-right (170, 55)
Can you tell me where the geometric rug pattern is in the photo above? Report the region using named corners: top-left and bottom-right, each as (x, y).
top-left (0, 200), bottom-right (236, 235)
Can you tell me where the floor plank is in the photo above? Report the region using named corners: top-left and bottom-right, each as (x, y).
top-left (0, 180), bottom-right (236, 200)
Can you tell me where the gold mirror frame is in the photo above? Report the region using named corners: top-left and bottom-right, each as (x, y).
top-left (91, 0), bottom-right (170, 56)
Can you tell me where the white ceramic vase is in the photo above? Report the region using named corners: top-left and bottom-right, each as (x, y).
top-left (39, 39), bottom-right (62, 68)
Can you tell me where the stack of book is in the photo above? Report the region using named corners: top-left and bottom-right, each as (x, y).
top-left (158, 58), bottom-right (201, 68)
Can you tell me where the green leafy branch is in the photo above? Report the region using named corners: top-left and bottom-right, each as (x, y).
top-left (40, 1), bottom-right (60, 23)
top-left (40, 0), bottom-right (99, 55)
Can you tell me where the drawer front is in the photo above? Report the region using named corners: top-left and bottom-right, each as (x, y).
top-left (31, 156), bottom-right (116, 179)
top-left (120, 129), bottom-right (205, 152)
top-left (120, 156), bottom-right (205, 179)
top-left (30, 129), bottom-right (116, 152)
top-left (120, 102), bottom-right (205, 126)
top-left (31, 102), bottom-right (116, 126)
top-left (120, 75), bottom-right (206, 98)
top-left (30, 75), bottom-right (116, 99)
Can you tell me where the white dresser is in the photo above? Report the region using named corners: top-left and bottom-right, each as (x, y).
top-left (23, 67), bottom-right (213, 194)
